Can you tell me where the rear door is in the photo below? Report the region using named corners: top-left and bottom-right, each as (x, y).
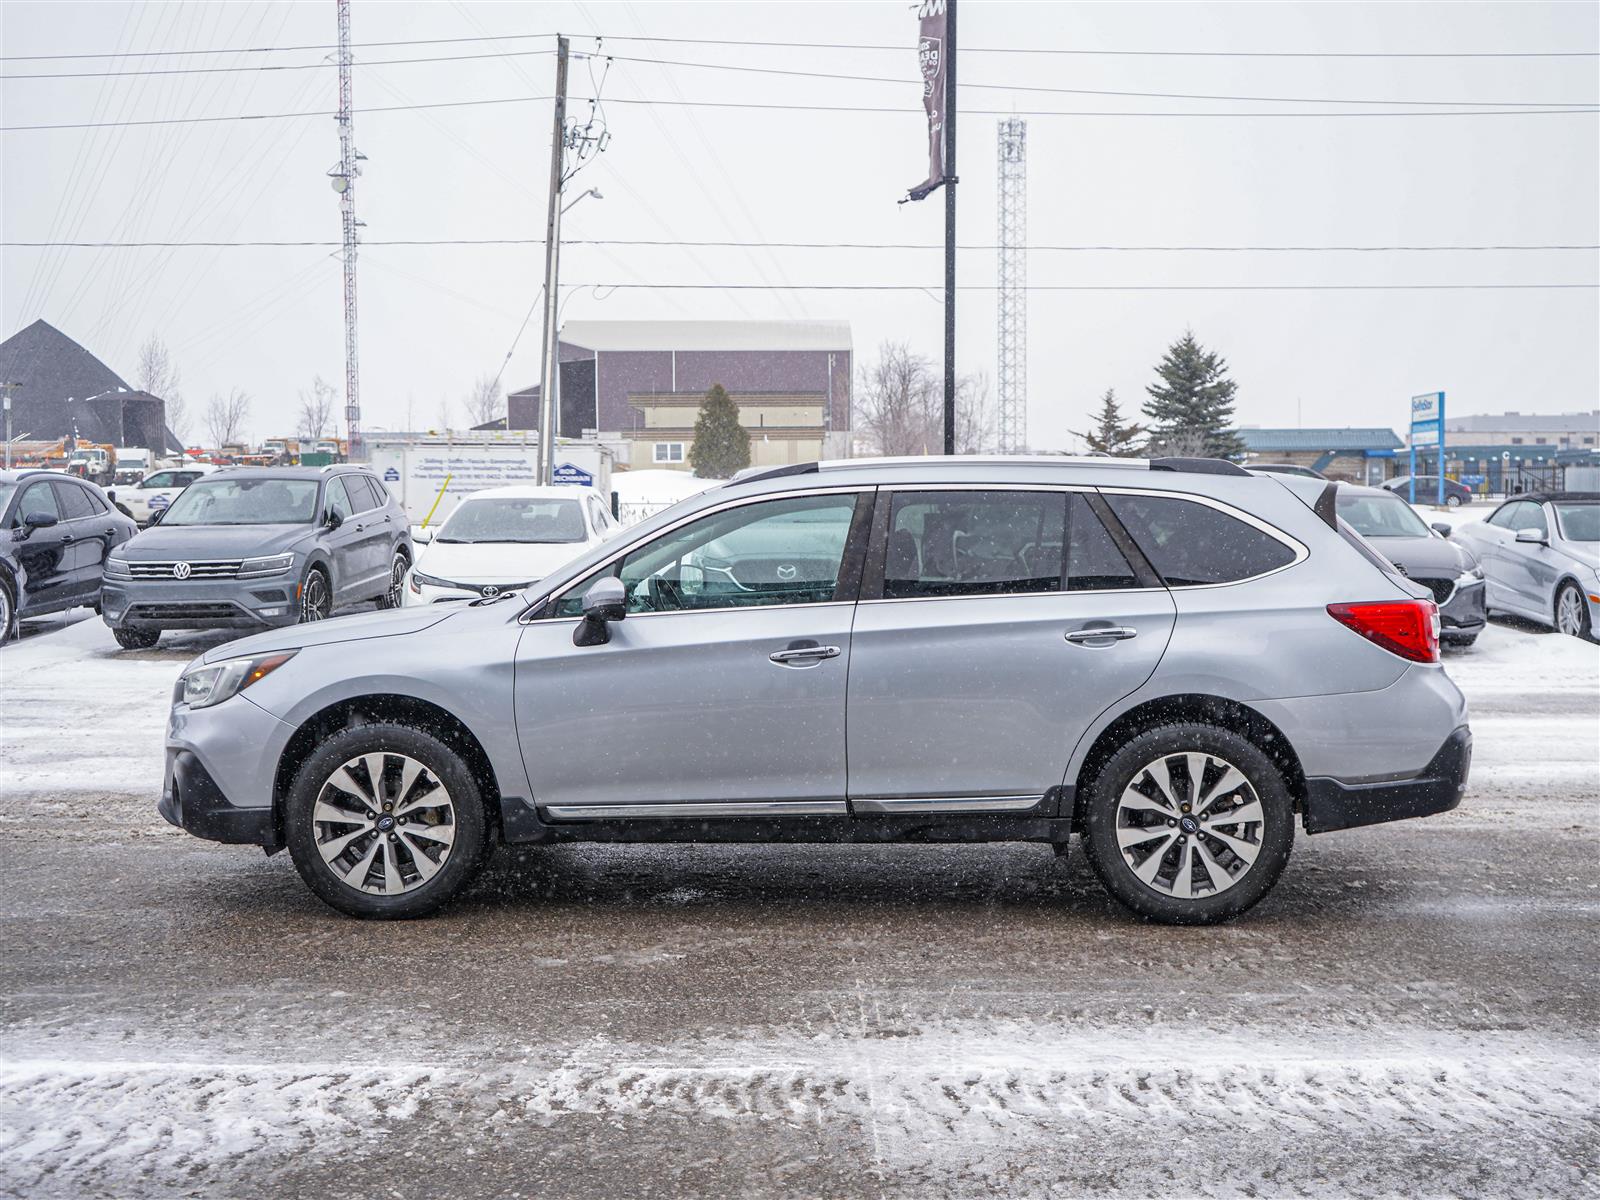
top-left (342, 475), bottom-right (393, 596)
top-left (51, 480), bottom-right (111, 601)
top-left (845, 488), bottom-right (1176, 812)
top-left (321, 477), bottom-right (365, 603)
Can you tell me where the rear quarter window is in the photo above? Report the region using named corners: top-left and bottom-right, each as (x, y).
top-left (1105, 493), bottom-right (1298, 586)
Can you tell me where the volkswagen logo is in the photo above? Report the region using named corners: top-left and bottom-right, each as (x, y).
top-left (481, 584), bottom-right (500, 598)
top-left (172, 561), bottom-right (192, 580)
top-left (775, 564), bottom-right (797, 580)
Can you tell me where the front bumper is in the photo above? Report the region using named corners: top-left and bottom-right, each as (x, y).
top-left (1439, 578), bottom-right (1487, 638)
top-left (161, 691), bottom-right (294, 846)
top-left (1302, 726), bottom-right (1471, 834)
top-left (103, 575), bottom-right (300, 630)
top-left (160, 748), bottom-right (281, 849)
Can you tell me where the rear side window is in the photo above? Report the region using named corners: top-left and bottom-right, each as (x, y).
top-left (1067, 494), bottom-right (1141, 591)
top-left (344, 475), bottom-right (382, 512)
top-left (54, 482), bottom-right (98, 520)
top-left (884, 490), bottom-right (1065, 600)
top-left (1105, 493), bottom-right (1297, 586)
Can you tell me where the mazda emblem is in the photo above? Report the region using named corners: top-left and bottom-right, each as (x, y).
top-left (775, 564), bottom-right (797, 580)
top-left (173, 561), bottom-right (192, 580)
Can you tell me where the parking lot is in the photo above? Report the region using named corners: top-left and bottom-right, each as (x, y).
top-left (1, 605), bottom-right (1596, 1199)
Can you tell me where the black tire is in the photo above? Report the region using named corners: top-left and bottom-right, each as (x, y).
top-left (1555, 581), bottom-right (1593, 641)
top-left (113, 625), bottom-right (161, 650)
top-left (1081, 723), bottom-right (1296, 925)
top-left (0, 574), bottom-right (15, 643)
top-left (299, 564), bottom-right (332, 623)
top-left (284, 721), bottom-right (491, 919)
top-left (377, 549), bottom-right (409, 609)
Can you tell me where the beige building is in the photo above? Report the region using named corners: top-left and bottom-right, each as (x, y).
top-left (624, 391), bottom-right (833, 472)
top-left (1443, 411), bottom-right (1598, 451)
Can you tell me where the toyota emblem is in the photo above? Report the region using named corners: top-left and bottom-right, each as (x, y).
top-left (481, 584), bottom-right (500, 598)
top-left (775, 564), bottom-right (797, 580)
top-left (172, 561), bottom-right (192, 580)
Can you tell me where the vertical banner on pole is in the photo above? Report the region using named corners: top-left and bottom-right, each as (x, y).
top-left (1409, 391), bottom-right (1446, 505)
top-left (906, 1), bottom-right (949, 203)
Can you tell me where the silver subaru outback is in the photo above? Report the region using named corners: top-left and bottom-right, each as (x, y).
top-left (159, 456), bottom-right (1470, 924)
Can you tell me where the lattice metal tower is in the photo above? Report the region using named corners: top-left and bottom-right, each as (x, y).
top-left (335, 0), bottom-right (362, 458)
top-left (995, 117), bottom-right (1028, 453)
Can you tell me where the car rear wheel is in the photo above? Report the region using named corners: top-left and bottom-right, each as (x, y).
top-left (1556, 582), bottom-right (1593, 640)
top-left (1445, 494), bottom-right (1463, 508)
top-left (1082, 723), bottom-right (1295, 925)
top-left (113, 626), bottom-right (161, 650)
top-left (299, 566), bottom-right (332, 623)
top-left (285, 722), bottom-right (491, 919)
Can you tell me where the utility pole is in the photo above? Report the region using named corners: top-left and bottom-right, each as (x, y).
top-left (995, 116), bottom-right (1027, 454)
top-left (334, 0), bottom-right (363, 461)
top-left (942, 0), bottom-right (958, 455)
top-left (1, 382), bottom-right (17, 471)
top-left (535, 37), bottom-right (571, 487)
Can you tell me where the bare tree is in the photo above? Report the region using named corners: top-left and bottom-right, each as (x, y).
top-left (462, 373), bottom-right (504, 427)
top-left (297, 375), bottom-right (337, 440)
top-left (435, 395), bottom-right (455, 431)
top-left (852, 341), bottom-right (997, 456)
top-left (135, 333), bottom-right (189, 443)
top-left (205, 389), bottom-right (251, 449)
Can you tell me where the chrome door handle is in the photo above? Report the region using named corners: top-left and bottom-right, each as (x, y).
top-left (1065, 626), bottom-right (1138, 644)
top-left (769, 645), bottom-right (842, 664)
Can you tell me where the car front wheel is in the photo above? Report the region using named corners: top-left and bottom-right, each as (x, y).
top-left (379, 550), bottom-right (408, 609)
top-left (1445, 494), bottom-right (1463, 507)
top-left (113, 626), bottom-right (161, 650)
top-left (1082, 723), bottom-right (1296, 925)
top-left (299, 566), bottom-right (332, 623)
top-left (1555, 582), bottom-right (1593, 641)
top-left (284, 722), bottom-right (490, 919)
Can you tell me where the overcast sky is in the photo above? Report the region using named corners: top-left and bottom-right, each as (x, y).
top-left (2, 1), bottom-right (1596, 448)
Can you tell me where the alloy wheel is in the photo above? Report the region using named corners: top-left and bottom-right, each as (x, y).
top-left (301, 571), bottom-right (330, 622)
top-left (0, 584), bottom-right (11, 641)
top-left (1557, 586), bottom-right (1586, 637)
top-left (313, 752), bottom-right (456, 895)
top-left (1115, 752), bottom-right (1264, 899)
top-left (385, 554), bottom-right (407, 608)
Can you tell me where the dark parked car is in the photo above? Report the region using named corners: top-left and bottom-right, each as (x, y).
top-left (101, 466), bottom-right (413, 650)
top-left (1334, 484), bottom-right (1486, 646)
top-left (1382, 475), bottom-right (1473, 508)
top-left (1, 469), bottom-right (138, 641)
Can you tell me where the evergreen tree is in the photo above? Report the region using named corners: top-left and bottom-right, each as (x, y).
top-left (687, 384), bottom-right (751, 478)
top-left (1142, 329), bottom-right (1245, 458)
top-left (1075, 388), bottom-right (1145, 456)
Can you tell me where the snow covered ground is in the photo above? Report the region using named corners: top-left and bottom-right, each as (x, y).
top-left (1, 608), bottom-right (1596, 1198)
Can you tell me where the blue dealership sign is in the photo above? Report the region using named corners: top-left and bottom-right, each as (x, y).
top-left (551, 462), bottom-right (594, 487)
top-left (1408, 391), bottom-right (1446, 505)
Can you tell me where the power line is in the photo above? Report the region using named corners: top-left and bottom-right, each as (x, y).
top-left (568, 282), bottom-right (1596, 291)
top-left (3, 30), bottom-right (1593, 63)
top-left (597, 52), bottom-right (1597, 108)
top-left (4, 94), bottom-right (1595, 133)
top-left (0, 46), bottom-right (557, 81)
top-left (6, 238), bottom-right (1597, 252)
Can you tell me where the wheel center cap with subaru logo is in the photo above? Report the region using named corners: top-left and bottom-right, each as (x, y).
top-left (376, 815), bottom-right (395, 832)
top-left (1179, 816), bottom-right (1199, 834)
top-left (172, 562), bottom-right (192, 580)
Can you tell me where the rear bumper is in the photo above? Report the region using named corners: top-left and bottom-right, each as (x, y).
top-left (160, 748), bottom-right (281, 849)
top-left (1302, 725), bottom-right (1471, 834)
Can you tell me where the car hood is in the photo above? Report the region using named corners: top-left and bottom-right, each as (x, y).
top-left (416, 538), bottom-right (590, 583)
top-left (121, 523), bottom-right (316, 559)
top-left (202, 605), bottom-right (457, 663)
top-left (1362, 533), bottom-right (1474, 576)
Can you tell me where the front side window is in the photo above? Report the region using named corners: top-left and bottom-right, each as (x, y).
top-left (1553, 502), bottom-right (1598, 541)
top-left (14, 481), bottom-right (60, 526)
top-left (440, 497), bottom-right (587, 544)
top-left (553, 493), bottom-right (862, 616)
top-left (1486, 502), bottom-right (1524, 529)
top-left (1335, 492), bottom-right (1432, 538)
top-left (883, 490), bottom-right (1066, 600)
top-left (161, 478), bottom-right (321, 526)
top-left (1105, 493), bottom-right (1297, 586)
top-left (326, 478), bottom-right (355, 521)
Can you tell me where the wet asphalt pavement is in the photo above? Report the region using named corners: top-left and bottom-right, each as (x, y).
top-left (1, 621), bottom-right (1596, 1198)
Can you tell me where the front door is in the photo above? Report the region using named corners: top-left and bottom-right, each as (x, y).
top-left (513, 489), bottom-right (871, 817)
top-left (9, 480), bottom-right (74, 615)
top-left (846, 489), bottom-right (1176, 811)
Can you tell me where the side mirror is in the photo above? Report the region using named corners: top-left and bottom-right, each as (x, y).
top-left (1431, 523), bottom-right (1453, 538)
top-left (325, 508), bottom-right (344, 530)
top-left (146, 507), bottom-right (165, 526)
top-left (1515, 527), bottom-right (1548, 546)
top-left (414, 527), bottom-right (434, 544)
top-left (572, 576), bottom-right (626, 646)
top-left (19, 511), bottom-right (59, 538)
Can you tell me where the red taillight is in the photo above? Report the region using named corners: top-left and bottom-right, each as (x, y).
top-left (1327, 599), bottom-right (1440, 663)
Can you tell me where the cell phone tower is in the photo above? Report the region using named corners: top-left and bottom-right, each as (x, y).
top-left (995, 116), bottom-right (1027, 453)
top-left (332, 0), bottom-right (362, 459)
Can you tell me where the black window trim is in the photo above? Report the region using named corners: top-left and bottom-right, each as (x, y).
top-left (520, 485), bottom-right (876, 623)
top-left (1095, 486), bottom-right (1309, 590)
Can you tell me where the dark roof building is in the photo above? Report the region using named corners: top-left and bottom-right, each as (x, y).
top-left (0, 319), bottom-right (179, 453)
top-left (1238, 427), bottom-right (1405, 484)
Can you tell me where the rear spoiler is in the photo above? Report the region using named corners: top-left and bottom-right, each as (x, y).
top-left (1313, 482), bottom-right (1339, 529)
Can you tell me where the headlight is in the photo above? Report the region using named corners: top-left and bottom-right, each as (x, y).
top-left (410, 571), bottom-right (458, 590)
top-left (238, 553), bottom-right (294, 579)
top-left (177, 651), bottom-right (296, 709)
top-left (104, 554), bottom-right (132, 579)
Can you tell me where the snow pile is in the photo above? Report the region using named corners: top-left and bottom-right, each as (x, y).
top-left (611, 468), bottom-right (714, 526)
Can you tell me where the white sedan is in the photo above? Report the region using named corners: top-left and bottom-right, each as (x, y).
top-left (403, 484), bottom-right (619, 605)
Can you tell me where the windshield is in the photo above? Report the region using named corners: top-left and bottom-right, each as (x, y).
top-left (437, 497), bottom-right (587, 544)
top-left (159, 477), bottom-right (320, 526)
top-left (1336, 492), bottom-right (1432, 538)
top-left (1553, 502), bottom-right (1599, 541)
